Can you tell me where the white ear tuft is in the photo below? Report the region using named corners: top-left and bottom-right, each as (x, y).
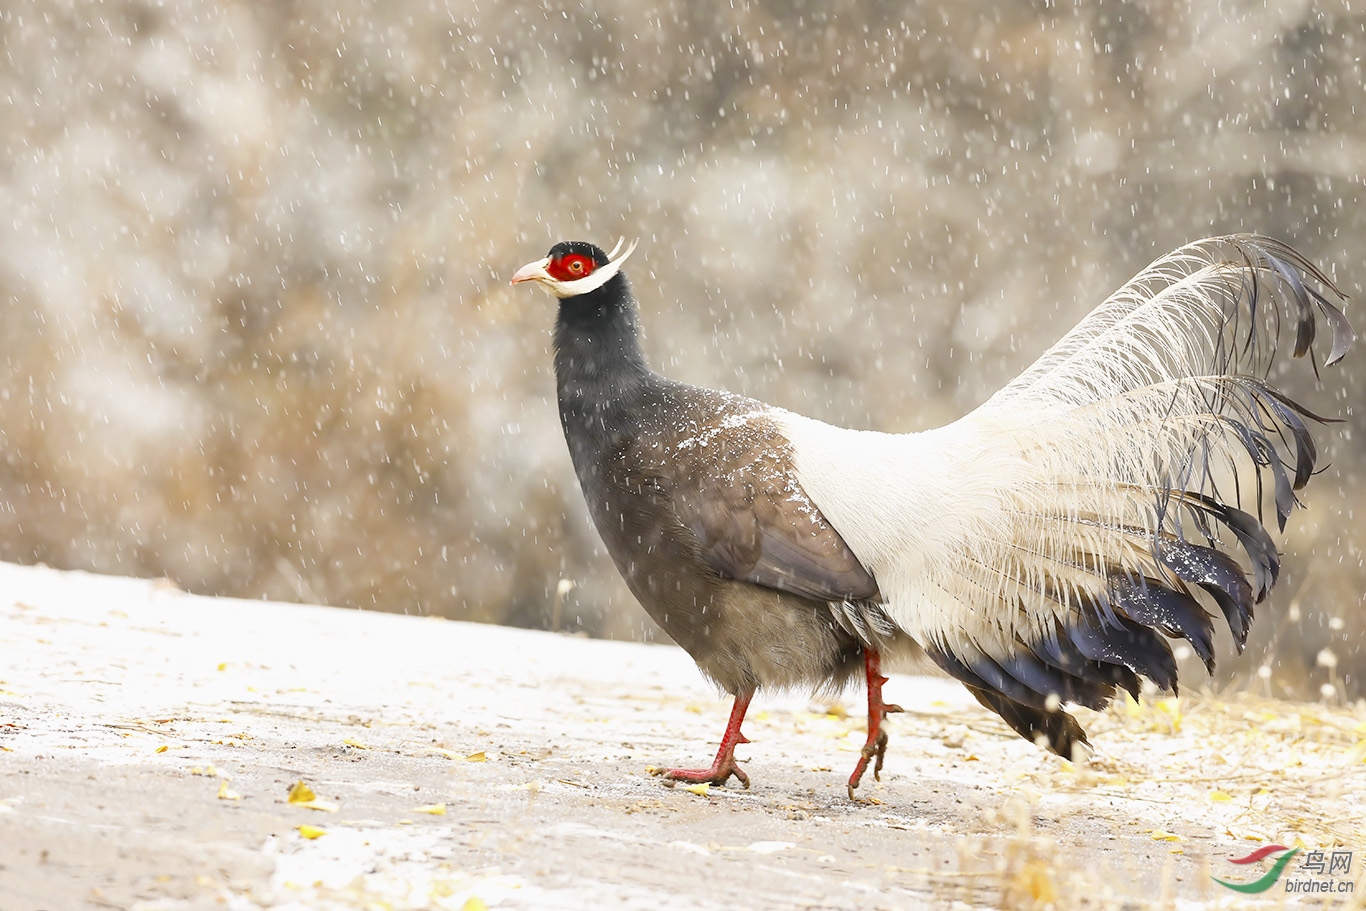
top-left (550, 238), bottom-right (639, 298)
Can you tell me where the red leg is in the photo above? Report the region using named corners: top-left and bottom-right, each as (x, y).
top-left (651, 690), bottom-right (754, 789)
top-left (848, 648), bottom-right (903, 800)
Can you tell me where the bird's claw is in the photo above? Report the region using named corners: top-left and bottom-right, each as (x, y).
top-left (651, 759), bottom-right (750, 789)
top-left (846, 728), bottom-right (890, 799)
top-left (870, 727), bottom-right (889, 779)
top-left (846, 786), bottom-right (885, 804)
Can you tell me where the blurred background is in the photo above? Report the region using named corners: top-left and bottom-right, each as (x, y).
top-left (0, 0), bottom-right (1361, 698)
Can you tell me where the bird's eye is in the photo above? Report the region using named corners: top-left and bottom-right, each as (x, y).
top-left (547, 254), bottom-right (597, 282)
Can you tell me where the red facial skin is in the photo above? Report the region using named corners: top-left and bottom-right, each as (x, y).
top-left (546, 253), bottom-right (596, 282)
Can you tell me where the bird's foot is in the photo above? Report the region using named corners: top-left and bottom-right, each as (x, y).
top-left (652, 756), bottom-right (750, 789)
top-left (846, 728), bottom-right (890, 800)
top-left (848, 649), bottom-right (900, 801)
top-left (651, 691), bottom-right (755, 790)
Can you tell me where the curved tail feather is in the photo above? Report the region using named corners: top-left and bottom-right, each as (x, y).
top-left (782, 235), bottom-right (1352, 753)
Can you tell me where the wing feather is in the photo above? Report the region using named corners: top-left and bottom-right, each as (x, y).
top-left (662, 408), bottom-right (880, 604)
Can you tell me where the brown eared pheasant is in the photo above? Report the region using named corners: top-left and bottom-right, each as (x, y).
top-left (510, 236), bottom-right (1353, 800)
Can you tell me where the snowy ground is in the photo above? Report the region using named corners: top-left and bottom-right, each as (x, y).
top-left (1, 562), bottom-right (1362, 911)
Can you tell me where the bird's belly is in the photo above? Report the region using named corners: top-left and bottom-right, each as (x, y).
top-left (631, 572), bottom-right (866, 695)
top-left (587, 513), bottom-right (864, 693)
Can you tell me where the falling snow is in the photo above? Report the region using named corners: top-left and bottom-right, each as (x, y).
top-left (0, 0), bottom-right (1360, 696)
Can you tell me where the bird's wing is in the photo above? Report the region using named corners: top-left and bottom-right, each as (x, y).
top-left (779, 235), bottom-right (1352, 756)
top-left (661, 408), bottom-right (880, 604)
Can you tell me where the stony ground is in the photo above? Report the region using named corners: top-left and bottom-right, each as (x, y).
top-left (1, 562), bottom-right (1363, 910)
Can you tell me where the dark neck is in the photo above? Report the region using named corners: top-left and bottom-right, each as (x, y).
top-left (552, 274), bottom-right (654, 422)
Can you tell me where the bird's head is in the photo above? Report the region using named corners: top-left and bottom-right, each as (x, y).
top-left (510, 238), bottom-right (638, 299)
